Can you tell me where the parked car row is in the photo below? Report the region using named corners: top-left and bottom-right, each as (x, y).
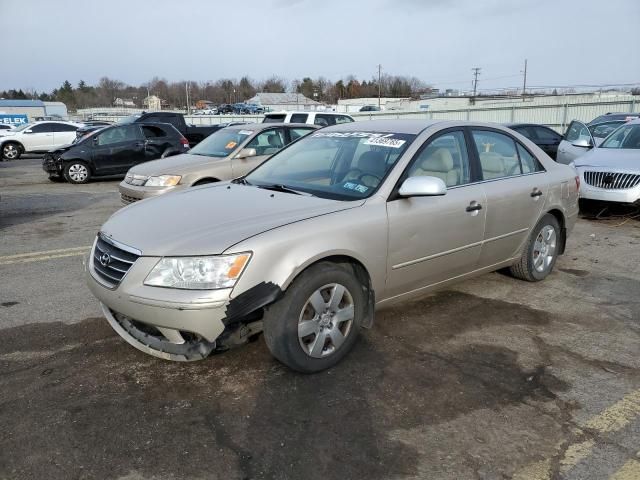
top-left (192, 103), bottom-right (266, 115)
top-left (86, 119), bottom-right (580, 373)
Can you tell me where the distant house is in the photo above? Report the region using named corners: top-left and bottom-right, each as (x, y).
top-left (143, 95), bottom-right (163, 110)
top-left (113, 98), bottom-right (136, 107)
top-left (245, 92), bottom-right (321, 111)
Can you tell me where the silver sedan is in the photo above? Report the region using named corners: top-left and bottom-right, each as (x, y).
top-left (86, 120), bottom-right (580, 373)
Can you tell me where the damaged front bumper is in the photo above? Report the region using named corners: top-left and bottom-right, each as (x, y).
top-left (42, 152), bottom-right (63, 175)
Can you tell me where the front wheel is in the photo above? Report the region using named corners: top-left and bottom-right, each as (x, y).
top-left (64, 161), bottom-right (91, 184)
top-left (509, 213), bottom-right (561, 282)
top-left (263, 262), bottom-right (365, 373)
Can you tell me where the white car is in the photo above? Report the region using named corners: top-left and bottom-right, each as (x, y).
top-left (263, 111), bottom-right (354, 127)
top-left (575, 119), bottom-right (640, 204)
top-left (0, 124), bottom-right (16, 135)
top-left (0, 121), bottom-right (82, 160)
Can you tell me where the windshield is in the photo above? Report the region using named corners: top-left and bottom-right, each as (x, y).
top-left (12, 123), bottom-right (32, 132)
top-left (600, 124), bottom-right (640, 149)
top-left (188, 128), bottom-right (255, 157)
top-left (117, 114), bottom-right (141, 125)
top-left (245, 131), bottom-right (416, 200)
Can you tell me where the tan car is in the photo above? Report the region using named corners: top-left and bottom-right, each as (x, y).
top-left (118, 123), bottom-right (317, 204)
top-left (87, 120), bottom-right (580, 373)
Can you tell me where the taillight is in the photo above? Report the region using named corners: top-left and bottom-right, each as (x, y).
top-left (575, 175), bottom-right (580, 191)
top-left (180, 137), bottom-right (189, 147)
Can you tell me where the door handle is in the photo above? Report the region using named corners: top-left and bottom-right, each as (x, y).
top-left (530, 188), bottom-right (543, 198)
top-left (465, 201), bottom-right (483, 212)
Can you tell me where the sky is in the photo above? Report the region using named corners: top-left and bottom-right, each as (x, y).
top-left (1, 0), bottom-right (639, 93)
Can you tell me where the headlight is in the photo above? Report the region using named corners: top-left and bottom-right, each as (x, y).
top-left (145, 175), bottom-right (181, 187)
top-left (144, 253), bottom-right (251, 289)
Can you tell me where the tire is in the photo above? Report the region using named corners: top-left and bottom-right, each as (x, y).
top-left (509, 213), bottom-right (561, 282)
top-left (262, 261), bottom-right (366, 373)
top-left (64, 161), bottom-right (91, 184)
top-left (2, 142), bottom-right (21, 160)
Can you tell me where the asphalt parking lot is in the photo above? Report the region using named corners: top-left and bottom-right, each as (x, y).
top-left (1, 157), bottom-right (639, 480)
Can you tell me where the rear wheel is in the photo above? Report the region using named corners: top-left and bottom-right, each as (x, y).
top-left (509, 213), bottom-right (560, 282)
top-left (64, 161), bottom-right (91, 184)
top-left (263, 262), bottom-right (365, 373)
top-left (2, 142), bottom-right (21, 160)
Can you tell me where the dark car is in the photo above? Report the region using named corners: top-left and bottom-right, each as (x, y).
top-left (505, 123), bottom-right (563, 160)
top-left (42, 123), bottom-right (189, 184)
top-left (359, 105), bottom-right (381, 112)
top-left (588, 112), bottom-right (640, 125)
top-left (217, 104), bottom-right (234, 114)
top-left (118, 112), bottom-right (219, 147)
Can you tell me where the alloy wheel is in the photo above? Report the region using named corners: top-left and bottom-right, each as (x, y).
top-left (3, 144), bottom-right (18, 159)
top-left (298, 283), bottom-right (355, 358)
top-left (532, 225), bottom-right (557, 273)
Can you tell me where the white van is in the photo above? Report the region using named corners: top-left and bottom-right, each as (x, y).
top-left (262, 111), bottom-right (354, 127)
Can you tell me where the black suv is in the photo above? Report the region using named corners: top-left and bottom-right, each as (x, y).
top-left (43, 123), bottom-right (189, 184)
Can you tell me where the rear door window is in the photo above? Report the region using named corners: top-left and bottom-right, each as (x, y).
top-left (533, 126), bottom-right (560, 141)
top-left (287, 127), bottom-right (315, 143)
top-left (50, 123), bottom-right (78, 132)
top-left (290, 113), bottom-right (308, 123)
top-left (471, 130), bottom-right (522, 180)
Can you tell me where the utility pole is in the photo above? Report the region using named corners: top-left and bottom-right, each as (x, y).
top-left (522, 59), bottom-right (528, 100)
top-left (377, 64), bottom-right (382, 109)
top-left (185, 82), bottom-right (190, 115)
top-left (471, 67), bottom-right (481, 97)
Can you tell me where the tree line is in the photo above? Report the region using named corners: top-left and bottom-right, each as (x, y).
top-left (0, 74), bottom-right (431, 111)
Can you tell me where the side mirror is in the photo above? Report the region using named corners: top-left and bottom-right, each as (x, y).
top-left (571, 138), bottom-right (593, 148)
top-left (235, 147), bottom-right (256, 159)
top-left (399, 176), bottom-right (447, 197)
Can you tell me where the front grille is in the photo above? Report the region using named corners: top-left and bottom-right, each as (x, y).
top-left (92, 235), bottom-right (139, 287)
top-left (120, 193), bottom-right (140, 205)
top-left (584, 171), bottom-right (640, 190)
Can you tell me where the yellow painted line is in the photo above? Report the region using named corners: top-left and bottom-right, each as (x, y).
top-left (610, 459), bottom-right (640, 480)
top-left (0, 246), bottom-right (91, 266)
top-left (585, 389), bottom-right (640, 433)
top-left (513, 388), bottom-right (640, 479)
top-left (560, 440), bottom-right (595, 473)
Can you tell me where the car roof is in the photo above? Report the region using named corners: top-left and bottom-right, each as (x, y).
top-left (321, 119), bottom-right (444, 134)
top-left (504, 123), bottom-right (551, 128)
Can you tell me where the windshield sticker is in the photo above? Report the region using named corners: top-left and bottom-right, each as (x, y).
top-left (238, 130), bottom-right (253, 135)
top-left (225, 141), bottom-right (238, 149)
top-left (342, 182), bottom-right (369, 194)
top-left (363, 136), bottom-right (406, 148)
top-left (312, 131), bottom-right (384, 138)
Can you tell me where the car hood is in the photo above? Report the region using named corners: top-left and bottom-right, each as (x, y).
top-left (50, 143), bottom-right (76, 154)
top-left (101, 183), bottom-right (363, 256)
top-left (574, 148), bottom-right (640, 172)
top-left (128, 153), bottom-right (230, 176)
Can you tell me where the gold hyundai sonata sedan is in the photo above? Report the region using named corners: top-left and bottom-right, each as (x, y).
top-left (86, 120), bottom-right (580, 373)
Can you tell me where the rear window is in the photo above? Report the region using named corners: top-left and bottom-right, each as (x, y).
top-left (263, 114), bottom-right (286, 123)
top-left (142, 126), bottom-right (167, 138)
top-left (188, 128), bottom-right (254, 157)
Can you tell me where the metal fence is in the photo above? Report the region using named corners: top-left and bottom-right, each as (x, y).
top-left (87, 99), bottom-right (637, 133)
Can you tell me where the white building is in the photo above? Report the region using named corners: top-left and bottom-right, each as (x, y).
top-left (143, 95), bottom-right (162, 110)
